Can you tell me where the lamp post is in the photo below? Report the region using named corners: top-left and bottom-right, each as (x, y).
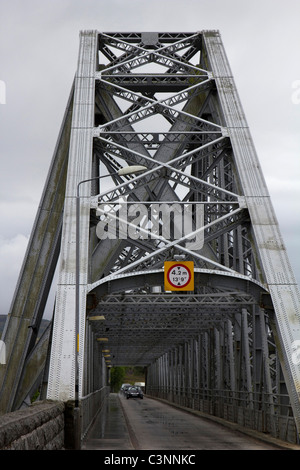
top-left (74, 165), bottom-right (147, 408)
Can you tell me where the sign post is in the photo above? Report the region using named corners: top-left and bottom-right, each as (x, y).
top-left (164, 261), bottom-right (194, 291)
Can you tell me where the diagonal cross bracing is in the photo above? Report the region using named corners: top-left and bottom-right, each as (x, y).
top-left (90, 31), bottom-right (300, 437)
top-left (1, 31), bottom-right (300, 443)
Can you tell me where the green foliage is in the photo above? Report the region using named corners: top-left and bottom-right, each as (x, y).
top-left (110, 366), bottom-right (146, 392)
top-left (110, 366), bottom-right (126, 392)
top-left (123, 366), bottom-right (145, 386)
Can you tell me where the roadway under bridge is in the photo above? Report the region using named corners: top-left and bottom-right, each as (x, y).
top-left (0, 31), bottom-right (300, 449)
top-left (83, 392), bottom-right (297, 450)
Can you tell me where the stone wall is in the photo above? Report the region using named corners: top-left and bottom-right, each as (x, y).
top-left (0, 401), bottom-right (65, 450)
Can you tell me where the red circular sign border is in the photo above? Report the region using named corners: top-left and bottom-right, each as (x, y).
top-left (166, 263), bottom-right (192, 288)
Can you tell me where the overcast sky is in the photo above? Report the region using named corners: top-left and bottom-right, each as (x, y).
top-left (0, 0), bottom-right (299, 318)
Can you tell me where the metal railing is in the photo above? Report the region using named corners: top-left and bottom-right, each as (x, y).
top-left (146, 385), bottom-right (299, 444)
top-left (80, 386), bottom-right (110, 439)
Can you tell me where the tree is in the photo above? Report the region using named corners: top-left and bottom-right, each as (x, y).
top-left (110, 366), bottom-right (126, 392)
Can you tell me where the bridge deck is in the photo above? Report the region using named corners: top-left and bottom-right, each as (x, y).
top-left (83, 393), bottom-right (295, 451)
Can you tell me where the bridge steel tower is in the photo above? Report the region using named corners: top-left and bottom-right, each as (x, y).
top-left (0, 31), bottom-right (300, 443)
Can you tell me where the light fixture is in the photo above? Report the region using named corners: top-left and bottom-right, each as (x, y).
top-left (117, 165), bottom-right (148, 176)
top-left (88, 315), bottom-right (105, 321)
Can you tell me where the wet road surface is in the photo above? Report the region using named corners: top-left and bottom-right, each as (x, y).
top-left (83, 393), bottom-right (286, 450)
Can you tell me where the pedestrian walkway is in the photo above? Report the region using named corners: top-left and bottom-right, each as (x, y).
top-left (82, 393), bottom-right (133, 450)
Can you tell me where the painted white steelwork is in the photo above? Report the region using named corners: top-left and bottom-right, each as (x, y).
top-left (1, 31), bottom-right (299, 444)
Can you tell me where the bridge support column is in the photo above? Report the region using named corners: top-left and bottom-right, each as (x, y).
top-left (64, 402), bottom-right (82, 450)
top-left (46, 31), bottom-right (98, 403)
top-left (2, 30), bottom-right (300, 446)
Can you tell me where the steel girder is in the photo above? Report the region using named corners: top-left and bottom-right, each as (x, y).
top-left (146, 305), bottom-right (278, 426)
top-left (0, 31), bottom-right (299, 441)
top-left (87, 270), bottom-right (267, 366)
top-left (87, 31), bottom-right (300, 436)
top-left (0, 83), bottom-right (74, 414)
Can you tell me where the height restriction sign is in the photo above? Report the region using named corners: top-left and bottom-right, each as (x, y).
top-left (164, 261), bottom-right (194, 291)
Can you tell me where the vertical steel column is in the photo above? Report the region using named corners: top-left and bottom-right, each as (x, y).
top-left (226, 320), bottom-right (236, 393)
top-left (174, 347), bottom-right (179, 398)
top-left (178, 345), bottom-right (183, 397)
top-left (204, 332), bottom-right (210, 398)
top-left (170, 349), bottom-right (175, 400)
top-left (259, 308), bottom-right (276, 430)
top-left (195, 336), bottom-right (200, 391)
top-left (241, 309), bottom-right (253, 407)
top-left (215, 328), bottom-right (222, 391)
top-left (203, 30), bottom-right (300, 433)
top-left (47, 31), bottom-right (98, 402)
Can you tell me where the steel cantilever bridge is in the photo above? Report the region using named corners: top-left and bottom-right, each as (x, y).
top-left (1, 31), bottom-right (300, 445)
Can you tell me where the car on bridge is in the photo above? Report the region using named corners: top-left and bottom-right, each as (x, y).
top-left (134, 381), bottom-right (145, 392)
top-left (120, 383), bottom-right (131, 395)
top-left (125, 386), bottom-right (144, 399)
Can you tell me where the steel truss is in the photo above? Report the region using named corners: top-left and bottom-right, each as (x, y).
top-left (0, 31), bottom-right (299, 443)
